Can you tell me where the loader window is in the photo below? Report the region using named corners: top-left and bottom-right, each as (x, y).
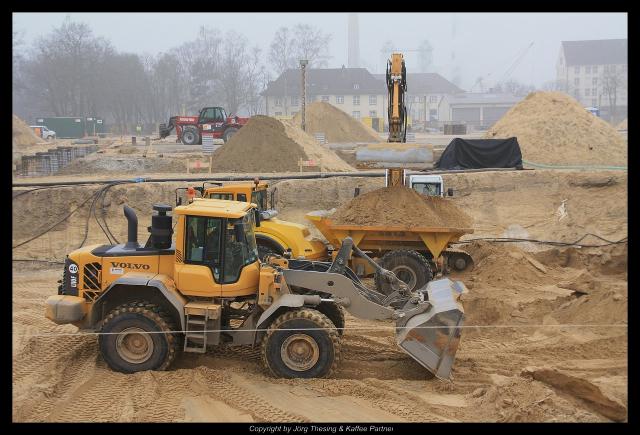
top-left (207, 192), bottom-right (234, 201)
top-left (200, 108), bottom-right (216, 122)
top-left (185, 216), bottom-right (222, 281)
top-left (222, 213), bottom-right (258, 283)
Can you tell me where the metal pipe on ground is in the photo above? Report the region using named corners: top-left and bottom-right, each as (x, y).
top-left (12, 167), bottom-right (530, 188)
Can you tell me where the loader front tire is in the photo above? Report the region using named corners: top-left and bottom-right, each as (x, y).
top-left (375, 250), bottom-right (433, 295)
top-left (98, 301), bottom-right (179, 373)
top-left (181, 126), bottom-right (200, 145)
top-left (262, 308), bottom-right (340, 379)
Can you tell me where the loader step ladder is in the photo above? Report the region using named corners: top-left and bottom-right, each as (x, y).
top-left (183, 302), bottom-right (221, 354)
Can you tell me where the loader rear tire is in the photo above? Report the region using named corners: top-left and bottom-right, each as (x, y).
top-left (262, 308), bottom-right (341, 379)
top-left (375, 250), bottom-right (433, 295)
top-left (181, 126), bottom-right (200, 145)
top-left (98, 301), bottom-right (179, 374)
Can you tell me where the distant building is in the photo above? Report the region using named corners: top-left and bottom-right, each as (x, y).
top-left (556, 39), bottom-right (627, 122)
top-left (437, 93), bottom-right (522, 130)
top-left (262, 67), bottom-right (386, 121)
top-left (373, 73), bottom-right (463, 127)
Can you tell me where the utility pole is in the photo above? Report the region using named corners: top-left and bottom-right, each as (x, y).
top-left (300, 59), bottom-right (308, 132)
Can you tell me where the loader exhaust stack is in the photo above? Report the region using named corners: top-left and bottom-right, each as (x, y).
top-left (123, 205), bottom-right (138, 249)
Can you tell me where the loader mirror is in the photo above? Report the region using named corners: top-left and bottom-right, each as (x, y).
top-left (177, 197), bottom-right (182, 206)
top-left (234, 223), bottom-right (246, 244)
top-left (447, 188), bottom-right (454, 197)
top-left (254, 208), bottom-right (261, 227)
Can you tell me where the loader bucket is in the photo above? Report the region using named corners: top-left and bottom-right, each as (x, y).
top-left (395, 278), bottom-right (466, 380)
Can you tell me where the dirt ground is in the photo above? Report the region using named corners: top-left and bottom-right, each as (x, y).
top-left (12, 169), bottom-right (627, 422)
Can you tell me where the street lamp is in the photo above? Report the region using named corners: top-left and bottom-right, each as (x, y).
top-left (300, 59), bottom-right (308, 132)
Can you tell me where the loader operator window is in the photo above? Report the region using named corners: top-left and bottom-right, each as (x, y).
top-left (185, 216), bottom-right (222, 281)
top-left (200, 108), bottom-right (215, 123)
top-left (222, 213), bottom-right (258, 283)
top-left (412, 182), bottom-right (441, 197)
top-left (207, 193), bottom-right (234, 201)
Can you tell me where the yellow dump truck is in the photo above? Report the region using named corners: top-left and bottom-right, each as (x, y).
top-left (306, 212), bottom-right (474, 295)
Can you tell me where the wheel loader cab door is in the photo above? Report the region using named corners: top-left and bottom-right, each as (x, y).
top-left (220, 215), bottom-right (260, 298)
top-left (175, 215), bottom-right (223, 297)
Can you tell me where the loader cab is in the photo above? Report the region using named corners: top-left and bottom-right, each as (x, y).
top-left (173, 199), bottom-right (260, 298)
top-left (204, 182), bottom-right (270, 212)
top-left (199, 107), bottom-right (227, 124)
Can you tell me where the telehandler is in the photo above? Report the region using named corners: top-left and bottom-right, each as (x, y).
top-left (46, 199), bottom-right (467, 379)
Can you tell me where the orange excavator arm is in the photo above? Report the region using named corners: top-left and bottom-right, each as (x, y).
top-left (386, 53), bottom-right (407, 143)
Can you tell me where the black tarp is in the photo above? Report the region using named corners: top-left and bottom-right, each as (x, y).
top-left (435, 137), bottom-right (523, 170)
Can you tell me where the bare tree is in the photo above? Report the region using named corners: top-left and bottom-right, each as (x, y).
top-left (268, 27), bottom-right (298, 75)
top-left (291, 24), bottom-right (332, 68)
top-left (23, 18), bottom-right (113, 117)
top-left (601, 64), bottom-right (628, 122)
top-left (494, 79), bottom-right (535, 96)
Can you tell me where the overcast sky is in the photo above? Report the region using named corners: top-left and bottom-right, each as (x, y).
top-left (13, 12), bottom-right (627, 90)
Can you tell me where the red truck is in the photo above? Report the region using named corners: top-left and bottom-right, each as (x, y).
top-left (159, 107), bottom-right (249, 145)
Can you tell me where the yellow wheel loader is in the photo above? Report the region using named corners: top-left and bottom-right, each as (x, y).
top-left (176, 180), bottom-right (327, 262)
top-left (46, 200), bottom-right (467, 379)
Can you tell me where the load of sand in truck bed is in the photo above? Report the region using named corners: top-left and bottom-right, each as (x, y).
top-left (486, 92), bottom-right (627, 166)
top-left (292, 101), bottom-right (381, 143)
top-left (210, 115), bottom-right (353, 173)
top-left (330, 185), bottom-right (474, 229)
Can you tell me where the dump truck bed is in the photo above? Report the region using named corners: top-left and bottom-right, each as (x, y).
top-left (306, 213), bottom-right (474, 259)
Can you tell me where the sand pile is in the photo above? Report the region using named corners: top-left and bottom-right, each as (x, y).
top-left (330, 186), bottom-right (473, 228)
top-left (210, 116), bottom-right (353, 173)
top-left (13, 115), bottom-right (42, 149)
top-left (616, 119), bottom-right (627, 130)
top-left (292, 102), bottom-right (381, 143)
top-left (486, 92), bottom-right (627, 166)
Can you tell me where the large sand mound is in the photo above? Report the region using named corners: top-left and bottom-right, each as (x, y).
top-left (13, 115), bottom-right (42, 149)
top-left (486, 92), bottom-right (627, 166)
top-left (330, 185), bottom-right (473, 229)
top-left (292, 101), bottom-right (381, 143)
top-left (210, 116), bottom-right (353, 173)
top-left (616, 119), bottom-right (627, 130)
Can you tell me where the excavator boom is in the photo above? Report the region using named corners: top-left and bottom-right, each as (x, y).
top-left (387, 53), bottom-right (407, 143)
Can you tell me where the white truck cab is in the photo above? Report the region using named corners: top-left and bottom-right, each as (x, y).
top-left (385, 169), bottom-right (453, 197)
top-left (30, 125), bottom-right (56, 140)
top-left (407, 174), bottom-right (452, 197)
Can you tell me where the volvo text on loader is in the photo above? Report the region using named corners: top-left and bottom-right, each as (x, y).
top-left (46, 200), bottom-right (467, 379)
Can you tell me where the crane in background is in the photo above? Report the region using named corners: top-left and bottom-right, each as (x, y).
top-left (471, 41), bottom-right (534, 93)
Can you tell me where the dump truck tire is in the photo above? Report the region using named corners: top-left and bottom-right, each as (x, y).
top-left (375, 250), bottom-right (433, 295)
top-left (261, 308), bottom-right (341, 379)
top-left (98, 301), bottom-right (179, 374)
top-left (181, 126), bottom-right (200, 145)
top-left (223, 127), bottom-right (238, 143)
